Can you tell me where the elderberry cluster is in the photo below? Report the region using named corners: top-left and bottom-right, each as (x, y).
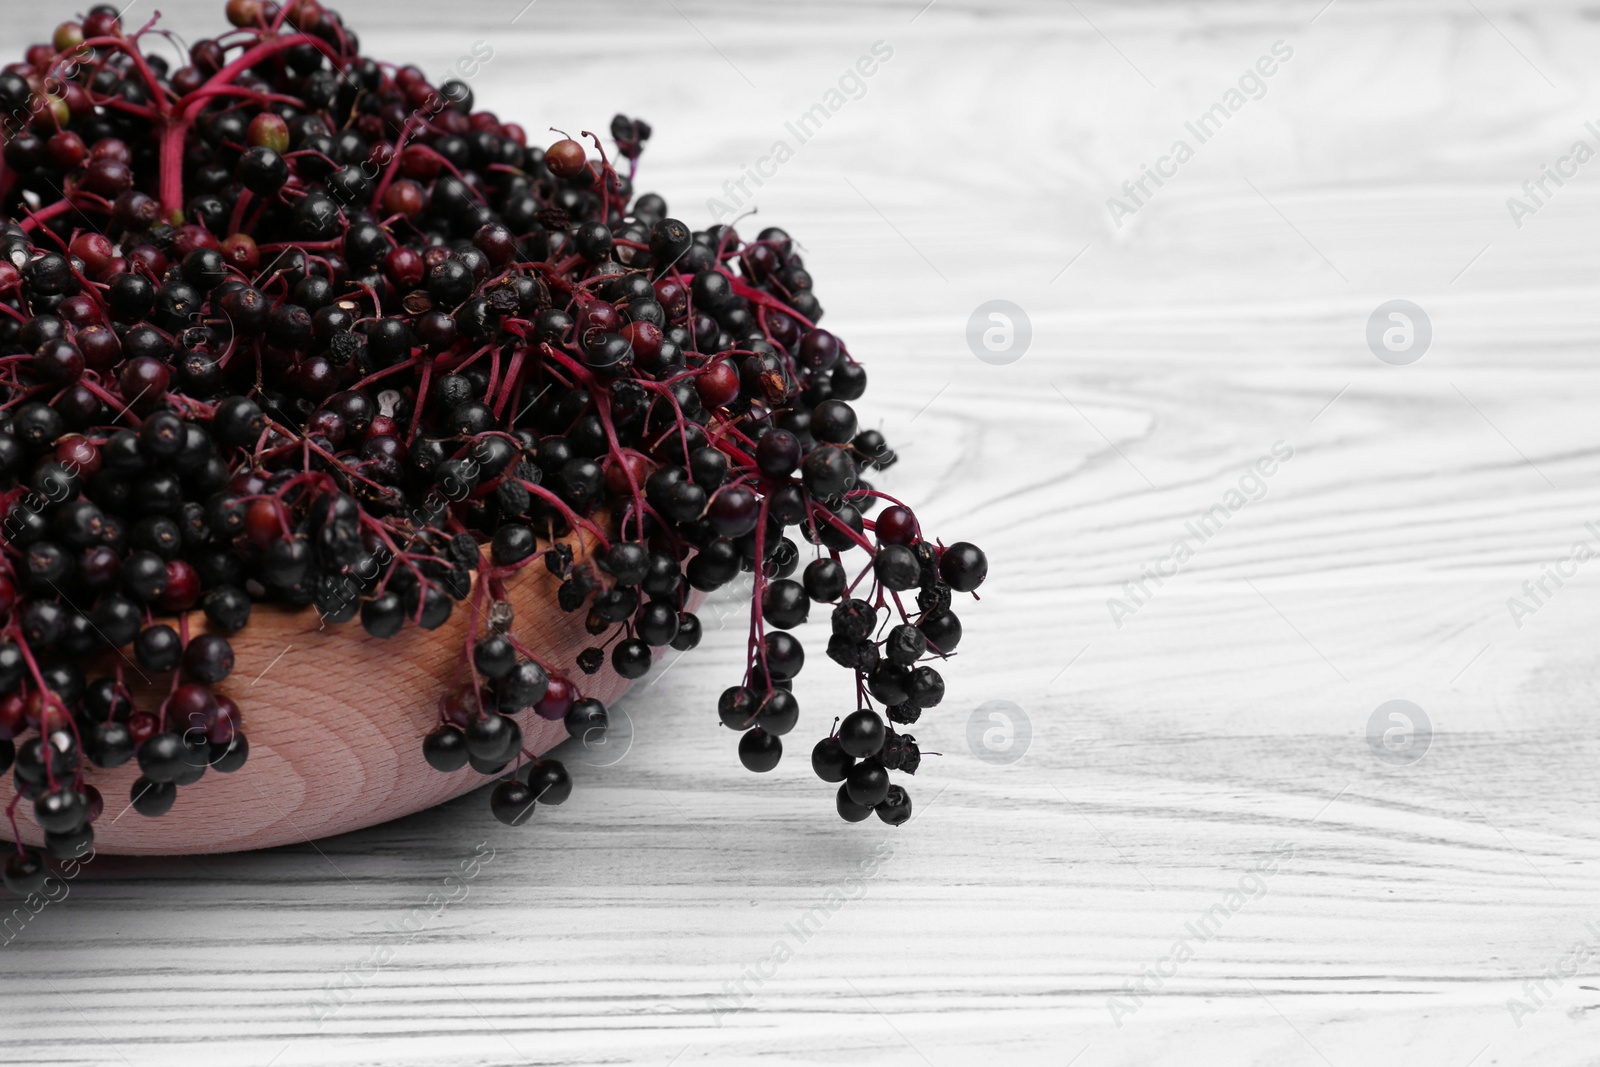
top-left (0, 0), bottom-right (988, 897)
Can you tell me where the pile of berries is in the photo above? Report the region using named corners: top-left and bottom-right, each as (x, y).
top-left (0, 0), bottom-right (988, 898)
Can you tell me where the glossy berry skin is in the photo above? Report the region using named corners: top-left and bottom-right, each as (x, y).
top-left (130, 777), bottom-right (177, 818)
top-left (836, 784), bottom-right (874, 823)
top-left (802, 558), bottom-right (847, 602)
top-left (182, 633), bottom-right (234, 683)
top-left (565, 698), bottom-right (608, 741)
top-left (611, 638), bottom-right (652, 680)
top-left (875, 785), bottom-right (912, 826)
top-left (812, 737), bottom-right (855, 782)
top-left (756, 689), bottom-right (799, 736)
top-left (489, 779), bottom-right (537, 826)
top-left (89, 721), bottom-right (136, 769)
top-left (939, 542), bottom-right (988, 592)
top-left (137, 732), bottom-right (189, 783)
top-left (465, 714), bottom-right (518, 762)
top-left (2, 848), bottom-right (48, 896)
top-left (874, 545), bottom-right (920, 592)
top-left (669, 613), bottom-right (702, 651)
top-left (33, 788), bottom-right (89, 834)
top-left (423, 724), bottom-right (470, 772)
top-left (473, 635), bottom-right (517, 680)
top-left (210, 736), bottom-right (250, 774)
top-left (845, 758), bottom-right (890, 807)
top-left (838, 709), bottom-right (886, 758)
top-left (738, 727), bottom-right (782, 772)
top-left (761, 579), bottom-right (808, 629)
top-left (525, 759), bottom-right (572, 805)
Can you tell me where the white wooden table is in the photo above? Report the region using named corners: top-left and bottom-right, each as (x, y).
top-left (4, 1), bottom-right (1600, 1063)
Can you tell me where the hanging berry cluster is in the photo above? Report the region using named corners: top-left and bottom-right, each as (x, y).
top-left (0, 0), bottom-right (988, 898)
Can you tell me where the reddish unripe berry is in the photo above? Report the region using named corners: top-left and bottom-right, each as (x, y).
top-left (653, 277), bottom-right (688, 320)
top-left (57, 294), bottom-right (101, 329)
top-left (383, 180), bottom-right (425, 219)
top-left (82, 157), bottom-right (134, 196)
top-left (0, 693), bottom-right (23, 740)
top-left (127, 712), bottom-right (158, 745)
top-left (171, 66), bottom-right (205, 96)
top-left (83, 9), bottom-right (122, 38)
top-left (695, 361), bottom-right (741, 409)
top-left (604, 453), bottom-right (650, 496)
top-left (190, 39), bottom-right (226, 75)
top-left (535, 676), bottom-right (575, 721)
top-left (46, 130), bottom-right (86, 170)
top-left (245, 498), bottom-right (287, 548)
top-left (221, 233), bottom-right (260, 272)
top-left (25, 45), bottom-right (55, 71)
top-left (545, 138), bottom-right (587, 179)
top-left (208, 695), bottom-right (243, 744)
top-left (226, 0), bottom-right (265, 27)
top-left (169, 683), bottom-right (217, 734)
top-left (172, 224), bottom-right (220, 257)
top-left (159, 560), bottom-right (201, 612)
top-left (385, 245), bottom-right (424, 288)
top-left (120, 356), bottom-right (170, 412)
top-left (54, 434), bottom-right (100, 477)
top-left (247, 112), bottom-right (290, 152)
top-left (400, 143), bottom-right (441, 181)
top-left (502, 123), bottom-right (527, 147)
top-left (77, 327), bottom-right (119, 373)
top-left (874, 505), bottom-right (919, 546)
top-left (577, 301), bottom-right (620, 337)
top-left (69, 234), bottom-right (114, 277)
top-left (61, 84), bottom-right (92, 121)
top-left (621, 321), bottom-right (662, 362)
top-left (52, 22), bottom-right (85, 52)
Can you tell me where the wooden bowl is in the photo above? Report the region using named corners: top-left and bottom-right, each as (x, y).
top-left (0, 538), bottom-right (701, 856)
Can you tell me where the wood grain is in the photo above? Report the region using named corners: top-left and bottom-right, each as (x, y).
top-left (5, 0), bottom-right (1600, 1065)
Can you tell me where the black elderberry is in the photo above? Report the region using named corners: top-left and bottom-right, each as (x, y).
top-left (465, 713), bottom-right (520, 763)
top-left (361, 591), bottom-right (405, 638)
top-left (210, 735), bottom-right (249, 774)
top-left (812, 736), bottom-right (855, 782)
top-left (876, 785), bottom-right (912, 826)
top-left (496, 660), bottom-right (550, 713)
top-left (182, 633), bottom-right (235, 683)
top-left (565, 698), bottom-right (608, 741)
top-left (754, 689), bottom-right (799, 736)
top-left (874, 544), bottom-right (920, 592)
top-left (134, 624), bottom-right (182, 672)
top-left (474, 635), bottom-right (517, 680)
top-left (738, 727), bottom-right (782, 772)
top-left (489, 779), bottom-right (537, 825)
top-left (2, 848), bottom-right (48, 896)
top-left (836, 784), bottom-right (873, 823)
top-left (130, 777), bottom-right (177, 818)
top-left (670, 612), bottom-right (702, 651)
top-left (33, 788), bottom-right (89, 834)
top-left (137, 732), bottom-right (189, 783)
top-left (845, 758), bottom-right (890, 807)
top-left (939, 542), bottom-right (988, 592)
top-left (838, 709), bottom-right (886, 759)
top-left (635, 601), bottom-right (679, 646)
top-left (88, 721), bottom-right (136, 769)
top-left (526, 759), bottom-right (571, 805)
top-left (423, 724), bottom-right (470, 772)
